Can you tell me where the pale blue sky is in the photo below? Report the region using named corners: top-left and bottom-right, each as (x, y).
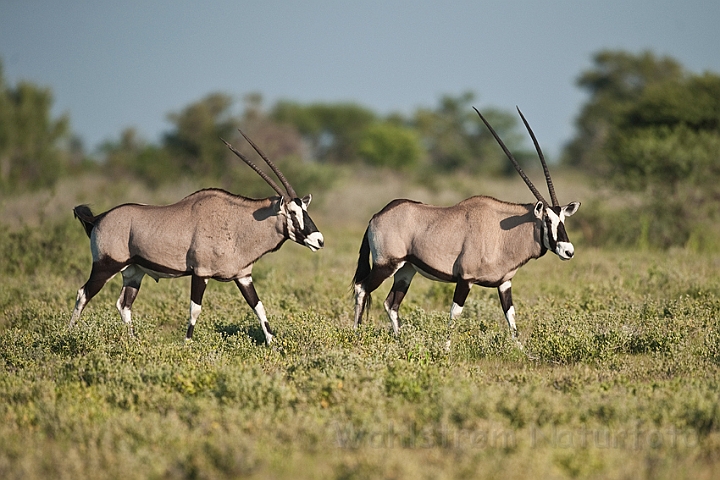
top-left (1, 1), bottom-right (718, 158)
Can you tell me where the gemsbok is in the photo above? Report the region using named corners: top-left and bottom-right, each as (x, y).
top-left (352, 107), bottom-right (580, 342)
top-left (70, 131), bottom-right (324, 345)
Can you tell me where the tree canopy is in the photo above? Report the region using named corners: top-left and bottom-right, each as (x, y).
top-left (0, 60), bottom-right (71, 192)
top-left (564, 50), bottom-right (720, 250)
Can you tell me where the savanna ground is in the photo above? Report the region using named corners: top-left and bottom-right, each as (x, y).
top-left (1, 170), bottom-right (719, 479)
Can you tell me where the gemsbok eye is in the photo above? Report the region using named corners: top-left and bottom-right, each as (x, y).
top-left (70, 130), bottom-right (323, 346)
top-left (352, 107), bottom-right (580, 349)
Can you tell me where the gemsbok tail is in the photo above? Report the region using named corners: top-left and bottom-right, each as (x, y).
top-left (353, 227), bottom-right (372, 287)
top-left (73, 205), bottom-right (96, 238)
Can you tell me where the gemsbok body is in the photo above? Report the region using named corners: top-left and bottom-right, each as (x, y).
top-left (353, 107), bottom-right (580, 341)
top-left (70, 131), bottom-right (324, 344)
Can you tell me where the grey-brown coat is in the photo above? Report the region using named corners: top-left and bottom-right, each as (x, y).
top-left (70, 134), bottom-right (323, 344)
top-left (352, 108), bottom-right (580, 340)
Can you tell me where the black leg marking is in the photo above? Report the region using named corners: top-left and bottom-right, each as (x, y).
top-left (116, 265), bottom-right (145, 336)
top-left (186, 275), bottom-right (208, 340)
top-left (71, 258), bottom-right (125, 325)
top-left (449, 281), bottom-right (472, 322)
top-left (235, 277), bottom-right (274, 345)
top-left (497, 282), bottom-right (518, 337)
top-left (383, 264), bottom-right (415, 334)
top-left (452, 281), bottom-right (472, 308)
top-left (235, 278), bottom-right (260, 308)
top-left (498, 285), bottom-right (513, 314)
top-left (190, 274), bottom-right (207, 306)
top-left (264, 321), bottom-right (274, 336)
top-left (354, 262), bottom-right (400, 327)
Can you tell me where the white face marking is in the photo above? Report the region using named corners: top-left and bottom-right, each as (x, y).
top-left (545, 207), bottom-right (575, 260)
top-left (556, 241), bottom-right (575, 260)
top-left (287, 200), bottom-right (305, 230)
top-left (304, 231), bottom-right (324, 251)
top-left (546, 208), bottom-right (561, 241)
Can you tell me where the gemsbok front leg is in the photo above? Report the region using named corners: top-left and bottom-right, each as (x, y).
top-left (235, 276), bottom-right (274, 345)
top-left (497, 280), bottom-right (519, 340)
top-left (450, 280), bottom-right (473, 324)
top-left (116, 265), bottom-right (145, 336)
top-left (186, 274), bottom-right (208, 340)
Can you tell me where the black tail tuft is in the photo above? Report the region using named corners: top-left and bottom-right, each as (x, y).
top-left (353, 227), bottom-right (372, 286)
top-left (73, 204), bottom-right (96, 238)
top-left (352, 227), bottom-right (373, 322)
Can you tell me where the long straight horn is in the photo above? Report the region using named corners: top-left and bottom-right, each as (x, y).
top-left (473, 107), bottom-right (548, 206)
top-left (516, 107), bottom-right (558, 206)
top-left (221, 138), bottom-right (286, 197)
top-left (237, 129), bottom-right (298, 199)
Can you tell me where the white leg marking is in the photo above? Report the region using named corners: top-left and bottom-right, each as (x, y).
top-left (387, 307), bottom-right (400, 335)
top-left (447, 300), bottom-right (466, 352)
top-left (116, 294), bottom-right (132, 325)
top-left (70, 288), bottom-right (87, 326)
top-left (450, 302), bottom-right (464, 321)
top-left (254, 301), bottom-right (274, 345)
top-left (354, 285), bottom-right (366, 328)
top-left (499, 281), bottom-right (512, 294)
top-left (189, 300), bottom-right (202, 327)
top-left (505, 305), bottom-right (517, 336)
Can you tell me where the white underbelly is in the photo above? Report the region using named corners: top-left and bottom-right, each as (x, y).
top-left (412, 264), bottom-right (453, 283)
top-left (135, 265), bottom-right (185, 281)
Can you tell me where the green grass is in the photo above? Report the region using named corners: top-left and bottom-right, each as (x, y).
top-left (1, 185), bottom-right (720, 478)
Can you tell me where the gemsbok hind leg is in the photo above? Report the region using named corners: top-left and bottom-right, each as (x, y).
top-left (116, 265), bottom-right (145, 336)
top-left (70, 259), bottom-right (125, 327)
top-left (383, 263), bottom-right (416, 334)
top-left (235, 276), bottom-right (274, 345)
top-left (186, 274), bottom-right (208, 340)
top-left (353, 262), bottom-right (400, 330)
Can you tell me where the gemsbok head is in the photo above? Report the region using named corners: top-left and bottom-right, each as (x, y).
top-left (352, 107), bottom-right (580, 344)
top-left (70, 130), bottom-right (324, 345)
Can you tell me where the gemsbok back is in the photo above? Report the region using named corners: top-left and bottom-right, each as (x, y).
top-left (70, 131), bottom-right (324, 345)
top-left (353, 107), bottom-right (580, 343)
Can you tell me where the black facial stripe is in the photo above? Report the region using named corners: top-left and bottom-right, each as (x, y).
top-left (556, 223), bottom-right (570, 243)
top-left (291, 213), bottom-right (304, 240)
top-left (545, 217), bottom-right (557, 250)
top-left (303, 211), bottom-right (318, 234)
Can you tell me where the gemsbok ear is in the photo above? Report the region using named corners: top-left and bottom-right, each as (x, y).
top-left (302, 194), bottom-right (312, 208)
top-left (533, 201), bottom-right (544, 219)
top-left (276, 196), bottom-right (286, 213)
top-left (563, 202), bottom-right (580, 217)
